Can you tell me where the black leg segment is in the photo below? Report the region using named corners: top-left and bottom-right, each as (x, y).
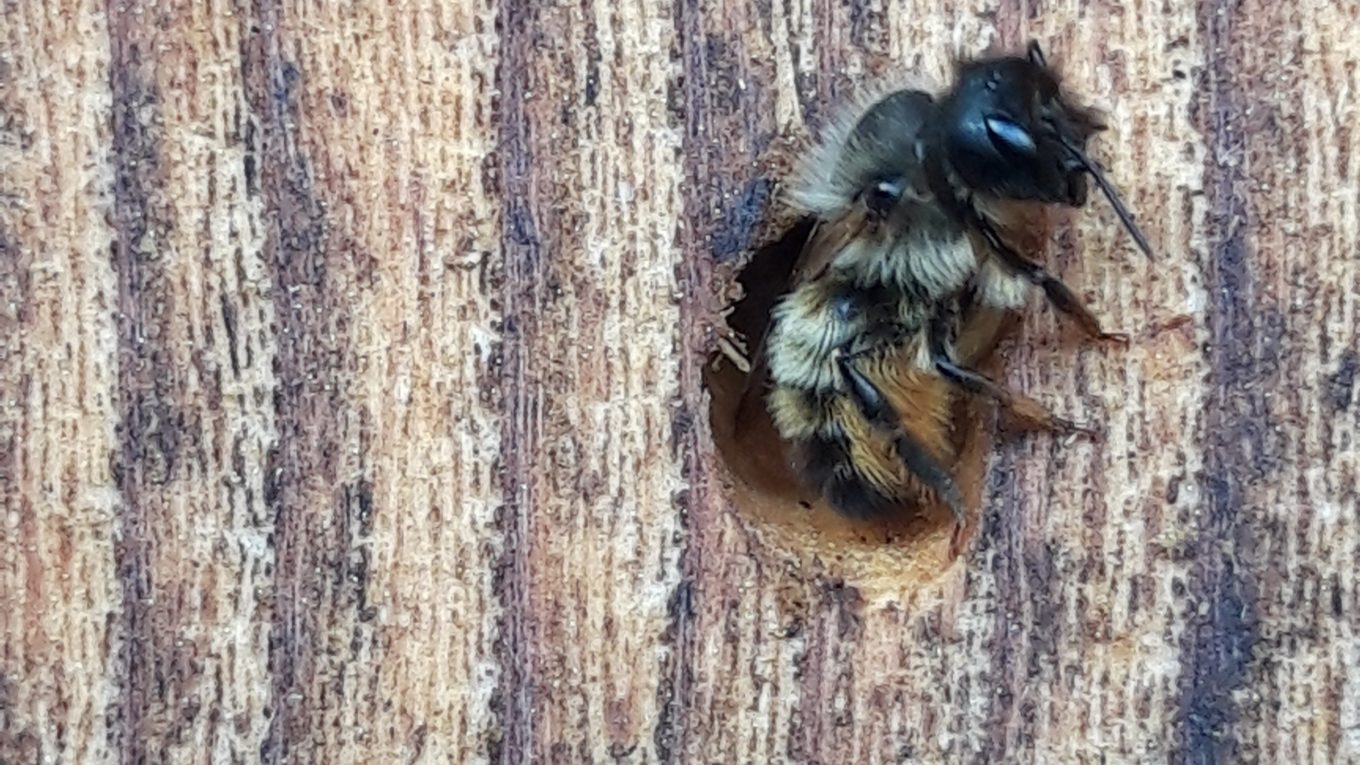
top-left (835, 352), bottom-right (965, 524)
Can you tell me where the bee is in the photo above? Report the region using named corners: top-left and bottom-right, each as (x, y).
top-left (730, 41), bottom-right (1155, 538)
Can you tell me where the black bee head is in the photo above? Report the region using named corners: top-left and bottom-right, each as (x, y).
top-left (937, 41), bottom-right (1097, 205)
top-left (935, 41), bottom-right (1154, 257)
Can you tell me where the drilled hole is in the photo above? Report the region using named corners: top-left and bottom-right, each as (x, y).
top-left (702, 218), bottom-right (1004, 589)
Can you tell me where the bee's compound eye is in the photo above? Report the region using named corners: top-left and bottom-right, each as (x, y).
top-left (865, 178), bottom-right (903, 215)
top-left (985, 116), bottom-right (1038, 157)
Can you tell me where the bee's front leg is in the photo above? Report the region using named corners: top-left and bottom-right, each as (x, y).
top-left (971, 209), bottom-right (1129, 344)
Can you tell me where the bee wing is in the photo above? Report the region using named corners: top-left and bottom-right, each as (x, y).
top-left (786, 205), bottom-right (873, 286)
top-left (732, 208), bottom-right (874, 428)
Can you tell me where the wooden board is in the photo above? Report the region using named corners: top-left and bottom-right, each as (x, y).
top-left (2, 0), bottom-right (1358, 762)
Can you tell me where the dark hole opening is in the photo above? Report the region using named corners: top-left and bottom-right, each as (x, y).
top-left (700, 214), bottom-right (998, 578)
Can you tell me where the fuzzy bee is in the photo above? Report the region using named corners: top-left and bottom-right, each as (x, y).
top-left (731, 41), bottom-right (1155, 537)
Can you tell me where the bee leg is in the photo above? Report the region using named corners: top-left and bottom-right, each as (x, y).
top-left (972, 212), bottom-right (1128, 344)
top-left (933, 355), bottom-right (1099, 436)
top-left (834, 351), bottom-right (966, 526)
top-left (927, 319), bottom-right (1098, 436)
top-left (1027, 271), bottom-right (1128, 345)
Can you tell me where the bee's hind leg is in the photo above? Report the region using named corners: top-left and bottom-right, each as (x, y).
top-left (834, 351), bottom-right (965, 526)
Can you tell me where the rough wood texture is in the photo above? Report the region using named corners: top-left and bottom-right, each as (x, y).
top-left (2, 0), bottom-right (1357, 763)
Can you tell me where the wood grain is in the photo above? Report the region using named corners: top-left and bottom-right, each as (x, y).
top-left (2, 0), bottom-right (1358, 763)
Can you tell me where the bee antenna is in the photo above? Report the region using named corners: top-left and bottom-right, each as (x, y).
top-left (1060, 137), bottom-right (1156, 259)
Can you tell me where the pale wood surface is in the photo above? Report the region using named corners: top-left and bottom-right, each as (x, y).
top-left (2, 0), bottom-right (1358, 763)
